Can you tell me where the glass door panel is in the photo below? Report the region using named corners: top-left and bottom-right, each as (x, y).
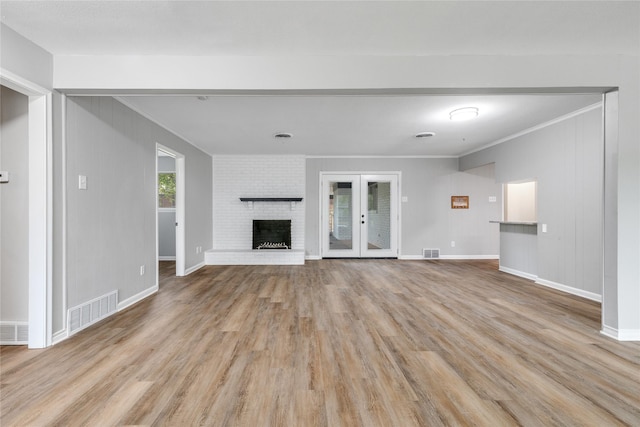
top-left (322, 173), bottom-right (397, 258)
top-left (322, 175), bottom-right (361, 258)
top-left (361, 175), bottom-right (398, 258)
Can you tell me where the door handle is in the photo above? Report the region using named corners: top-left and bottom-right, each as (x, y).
top-left (361, 221), bottom-right (365, 224)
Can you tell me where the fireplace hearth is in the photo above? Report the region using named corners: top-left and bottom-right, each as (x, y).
top-left (253, 220), bottom-right (292, 250)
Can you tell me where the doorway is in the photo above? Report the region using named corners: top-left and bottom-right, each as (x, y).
top-left (321, 173), bottom-right (399, 258)
top-left (156, 144), bottom-right (185, 277)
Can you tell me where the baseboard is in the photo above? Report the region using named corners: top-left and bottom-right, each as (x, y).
top-left (398, 255), bottom-right (424, 260)
top-left (440, 255), bottom-right (500, 260)
top-left (159, 256), bottom-right (176, 261)
top-left (499, 266), bottom-right (537, 281)
top-left (535, 278), bottom-right (602, 302)
top-left (117, 285), bottom-right (158, 312)
top-left (305, 255), bottom-right (322, 260)
top-left (601, 325), bottom-right (640, 341)
top-left (399, 254), bottom-right (500, 261)
top-left (52, 328), bottom-right (69, 345)
top-left (185, 261), bottom-right (206, 275)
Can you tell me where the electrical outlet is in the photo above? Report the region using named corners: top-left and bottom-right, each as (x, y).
top-left (140, 265), bottom-right (145, 276)
top-left (78, 175), bottom-right (87, 190)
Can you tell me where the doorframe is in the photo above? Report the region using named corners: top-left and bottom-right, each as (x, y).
top-left (319, 171), bottom-right (401, 259)
top-left (156, 144), bottom-right (186, 277)
top-left (1, 69), bottom-right (53, 348)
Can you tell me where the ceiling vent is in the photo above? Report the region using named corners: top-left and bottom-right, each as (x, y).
top-left (415, 132), bottom-right (436, 138)
top-left (273, 132), bottom-right (293, 139)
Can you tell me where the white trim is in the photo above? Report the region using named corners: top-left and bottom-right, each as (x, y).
top-left (398, 255), bottom-right (425, 260)
top-left (158, 256), bottom-right (176, 261)
top-left (460, 102), bottom-right (603, 157)
top-left (499, 266), bottom-right (537, 281)
top-left (52, 329), bottom-right (68, 345)
top-left (156, 144), bottom-right (186, 277)
top-left (117, 286), bottom-right (158, 312)
top-left (440, 255), bottom-right (500, 260)
top-left (307, 155), bottom-right (457, 159)
top-left (185, 261), bottom-right (206, 275)
top-left (600, 326), bottom-right (640, 342)
top-left (535, 278), bottom-right (602, 302)
top-left (0, 68), bottom-right (49, 95)
top-left (158, 207), bottom-right (176, 213)
top-left (305, 255), bottom-right (322, 261)
top-left (399, 254), bottom-right (499, 260)
top-left (2, 69), bottom-right (53, 348)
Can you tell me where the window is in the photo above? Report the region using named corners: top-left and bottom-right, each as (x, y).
top-left (158, 173), bottom-right (176, 208)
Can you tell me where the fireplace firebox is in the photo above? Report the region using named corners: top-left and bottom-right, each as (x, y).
top-left (253, 220), bottom-right (292, 250)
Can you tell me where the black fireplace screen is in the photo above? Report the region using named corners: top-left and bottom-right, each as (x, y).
top-left (252, 220), bottom-right (291, 250)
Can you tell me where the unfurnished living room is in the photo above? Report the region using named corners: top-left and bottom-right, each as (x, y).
top-left (1, 1), bottom-right (639, 426)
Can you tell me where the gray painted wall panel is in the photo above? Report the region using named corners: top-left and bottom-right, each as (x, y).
top-left (0, 86), bottom-right (29, 322)
top-left (460, 107), bottom-right (603, 296)
top-left (305, 158), bottom-right (501, 258)
top-left (65, 96), bottom-right (212, 311)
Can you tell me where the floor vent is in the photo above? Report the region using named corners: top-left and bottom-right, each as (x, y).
top-left (0, 322), bottom-right (29, 345)
top-left (68, 291), bottom-right (118, 336)
top-left (423, 248), bottom-right (440, 259)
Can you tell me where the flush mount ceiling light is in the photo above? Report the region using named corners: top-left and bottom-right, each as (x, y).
top-left (415, 131), bottom-right (436, 138)
top-left (196, 96), bottom-right (209, 101)
top-left (449, 107), bottom-right (479, 121)
top-left (273, 132), bottom-right (293, 139)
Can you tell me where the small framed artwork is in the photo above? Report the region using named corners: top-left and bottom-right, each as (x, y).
top-left (451, 195), bottom-right (469, 209)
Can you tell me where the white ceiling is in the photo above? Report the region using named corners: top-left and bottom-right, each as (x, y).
top-left (1, 1), bottom-right (632, 156)
top-left (120, 93), bottom-right (602, 156)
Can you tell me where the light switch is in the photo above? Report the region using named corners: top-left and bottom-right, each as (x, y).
top-left (0, 171), bottom-right (9, 183)
top-left (78, 175), bottom-right (87, 190)
top-left (542, 224), bottom-right (548, 233)
top-left (488, 196), bottom-right (497, 203)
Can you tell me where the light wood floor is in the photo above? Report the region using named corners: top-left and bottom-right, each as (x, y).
top-left (1, 260), bottom-right (639, 426)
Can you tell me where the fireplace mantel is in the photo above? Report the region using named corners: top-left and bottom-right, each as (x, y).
top-left (240, 197), bottom-right (303, 210)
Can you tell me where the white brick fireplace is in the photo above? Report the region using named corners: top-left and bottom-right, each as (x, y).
top-left (206, 155), bottom-right (305, 265)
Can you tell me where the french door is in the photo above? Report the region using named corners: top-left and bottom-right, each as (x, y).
top-left (321, 174), bottom-right (399, 258)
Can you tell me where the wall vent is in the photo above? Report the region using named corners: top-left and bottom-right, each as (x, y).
top-left (0, 322), bottom-right (29, 345)
top-left (423, 248), bottom-right (440, 259)
top-left (68, 291), bottom-right (118, 336)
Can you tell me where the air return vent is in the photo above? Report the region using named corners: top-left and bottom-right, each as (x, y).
top-left (68, 291), bottom-right (118, 336)
top-left (0, 322), bottom-right (28, 345)
top-left (423, 248), bottom-right (440, 259)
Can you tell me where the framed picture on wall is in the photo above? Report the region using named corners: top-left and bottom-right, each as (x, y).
top-left (451, 195), bottom-right (469, 209)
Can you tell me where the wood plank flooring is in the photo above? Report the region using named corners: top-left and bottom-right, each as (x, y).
top-left (1, 260), bottom-right (639, 426)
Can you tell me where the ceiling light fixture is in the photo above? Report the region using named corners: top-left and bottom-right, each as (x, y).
top-left (415, 132), bottom-right (436, 138)
top-left (273, 132), bottom-right (293, 139)
top-left (197, 96), bottom-right (209, 101)
top-left (449, 107), bottom-right (479, 121)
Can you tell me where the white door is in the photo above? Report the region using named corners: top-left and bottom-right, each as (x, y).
top-left (322, 174), bottom-right (398, 258)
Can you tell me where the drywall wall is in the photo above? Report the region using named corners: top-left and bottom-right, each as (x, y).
top-left (460, 106), bottom-right (604, 298)
top-left (0, 23), bottom-right (52, 90)
top-left (0, 86), bottom-right (29, 323)
top-left (305, 158), bottom-right (501, 258)
top-left (65, 96), bottom-right (212, 312)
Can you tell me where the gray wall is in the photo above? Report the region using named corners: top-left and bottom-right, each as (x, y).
top-left (64, 96), bottom-right (212, 315)
top-left (0, 86), bottom-right (29, 322)
top-left (158, 155), bottom-right (176, 258)
top-left (306, 158), bottom-right (501, 258)
top-left (0, 23), bottom-right (53, 91)
top-left (460, 106), bottom-right (603, 296)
